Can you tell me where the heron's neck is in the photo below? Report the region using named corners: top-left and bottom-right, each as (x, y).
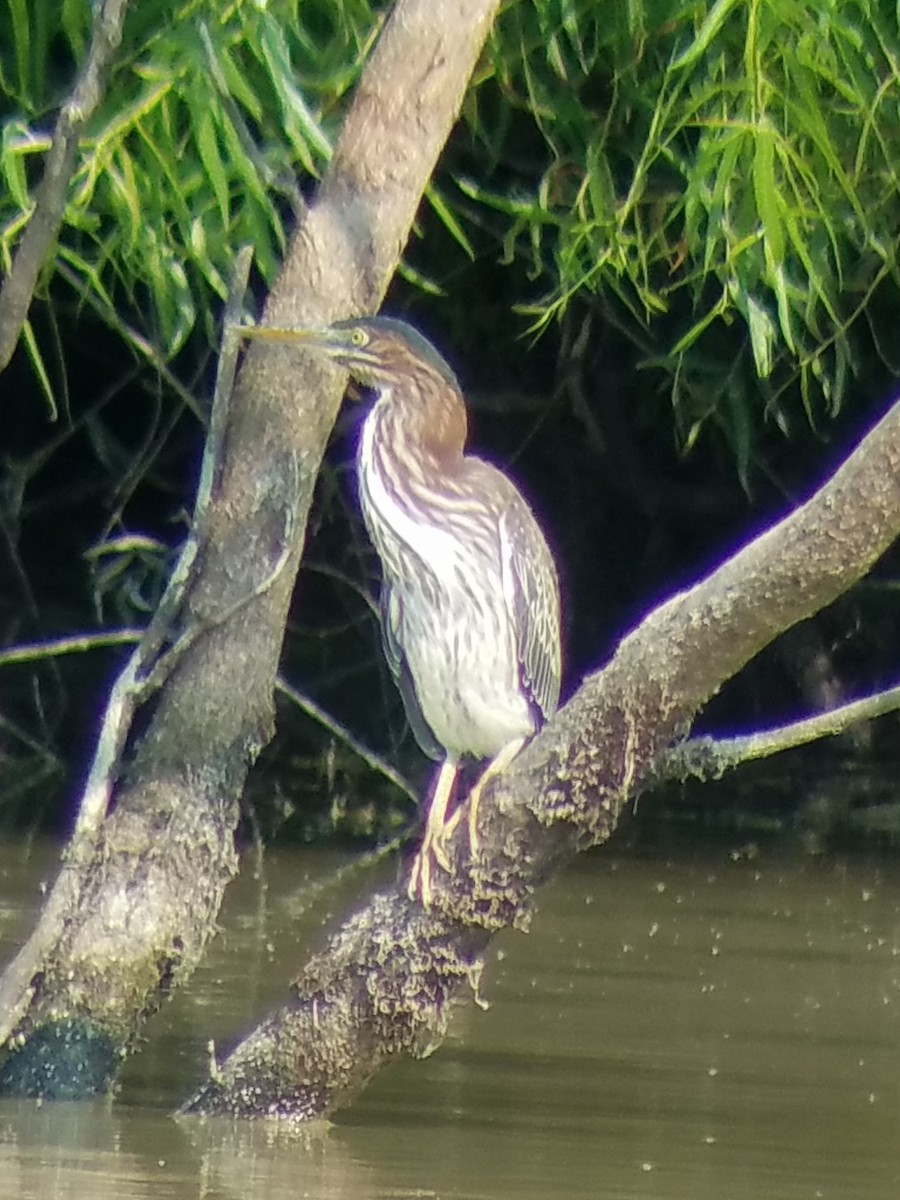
top-left (367, 382), bottom-right (467, 473)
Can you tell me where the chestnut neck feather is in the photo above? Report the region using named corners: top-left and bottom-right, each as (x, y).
top-left (368, 366), bottom-right (467, 474)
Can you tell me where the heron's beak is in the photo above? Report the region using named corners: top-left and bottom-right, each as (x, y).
top-left (239, 322), bottom-right (365, 365)
top-left (235, 322), bottom-right (374, 388)
top-left (236, 323), bottom-right (337, 354)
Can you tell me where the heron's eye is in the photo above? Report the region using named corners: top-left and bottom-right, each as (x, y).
top-left (350, 328), bottom-right (368, 348)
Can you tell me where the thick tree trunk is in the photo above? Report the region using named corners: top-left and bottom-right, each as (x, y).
top-left (0, 0), bottom-right (502, 1098)
top-left (183, 397), bottom-right (900, 1120)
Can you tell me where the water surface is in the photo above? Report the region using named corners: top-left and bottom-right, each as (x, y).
top-left (0, 834), bottom-right (898, 1198)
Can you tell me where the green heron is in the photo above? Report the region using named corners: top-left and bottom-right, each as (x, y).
top-left (240, 316), bottom-right (562, 904)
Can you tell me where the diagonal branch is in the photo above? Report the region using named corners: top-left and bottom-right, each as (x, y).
top-left (183, 393), bottom-right (900, 1120)
top-left (0, 0), bottom-right (130, 373)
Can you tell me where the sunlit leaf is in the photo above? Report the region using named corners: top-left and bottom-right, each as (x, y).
top-left (6, 0), bottom-right (30, 104)
top-left (425, 185), bottom-right (475, 260)
top-left (21, 319), bottom-right (57, 420)
top-left (1, 119), bottom-right (32, 210)
top-left (192, 101), bottom-right (231, 227)
top-left (259, 15), bottom-right (332, 170)
top-left (746, 292), bottom-right (776, 379)
top-left (671, 0), bottom-right (741, 71)
top-left (752, 128), bottom-right (784, 269)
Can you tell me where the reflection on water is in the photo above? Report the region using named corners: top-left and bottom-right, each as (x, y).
top-left (0, 832), bottom-right (899, 1198)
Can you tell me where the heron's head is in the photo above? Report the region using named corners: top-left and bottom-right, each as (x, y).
top-left (240, 316), bottom-right (460, 396)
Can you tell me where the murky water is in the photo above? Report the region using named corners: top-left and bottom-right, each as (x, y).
top-left (0, 831), bottom-right (898, 1198)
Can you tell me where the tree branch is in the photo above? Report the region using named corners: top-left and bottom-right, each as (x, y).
top-left (183, 394), bottom-right (900, 1120)
top-left (656, 681), bottom-right (900, 783)
top-left (0, 0), bottom-right (502, 1098)
top-left (0, 0), bottom-right (130, 373)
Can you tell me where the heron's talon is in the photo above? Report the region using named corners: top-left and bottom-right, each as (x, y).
top-left (407, 826), bottom-right (450, 908)
top-left (431, 832), bottom-right (452, 871)
top-left (407, 850), bottom-right (433, 907)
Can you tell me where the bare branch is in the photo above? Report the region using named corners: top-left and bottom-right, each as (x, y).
top-left (0, 630), bottom-right (142, 666)
top-left (276, 678), bottom-right (418, 804)
top-left (0, 0), bottom-right (130, 373)
top-left (657, 681), bottom-right (900, 782)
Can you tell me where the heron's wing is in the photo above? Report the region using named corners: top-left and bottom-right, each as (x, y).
top-left (380, 583), bottom-right (443, 761)
top-left (500, 503), bottom-right (562, 722)
top-left (379, 582), bottom-right (404, 680)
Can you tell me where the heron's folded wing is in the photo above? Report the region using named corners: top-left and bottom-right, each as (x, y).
top-left (500, 506), bottom-right (562, 722)
top-left (380, 584), bottom-right (443, 761)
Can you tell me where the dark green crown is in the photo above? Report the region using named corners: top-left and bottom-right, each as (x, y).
top-left (331, 316), bottom-right (460, 391)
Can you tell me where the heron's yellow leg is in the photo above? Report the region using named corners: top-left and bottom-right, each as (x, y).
top-left (468, 736), bottom-right (526, 855)
top-left (409, 738), bottom-right (528, 904)
top-left (444, 736), bottom-right (527, 856)
top-left (408, 759), bottom-right (458, 905)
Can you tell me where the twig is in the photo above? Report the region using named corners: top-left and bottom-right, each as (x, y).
top-left (55, 261), bottom-right (206, 422)
top-left (0, 713), bottom-right (62, 765)
top-left (657, 681), bottom-right (900, 783)
top-left (69, 247), bottom-right (255, 860)
top-left (0, 0), bottom-right (131, 373)
top-left (137, 479), bottom-right (298, 698)
top-left (0, 629), bottom-right (143, 667)
top-left (276, 677), bottom-right (418, 805)
top-left (198, 252), bottom-right (254, 522)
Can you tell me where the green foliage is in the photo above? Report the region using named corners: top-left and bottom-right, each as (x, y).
top-left (5, 0), bottom-right (897, 467)
top-left (0, 0), bottom-right (378, 371)
top-left (0, 1), bottom-right (390, 827)
top-left (461, 0), bottom-right (900, 470)
top-left (4, 0), bottom-right (899, 830)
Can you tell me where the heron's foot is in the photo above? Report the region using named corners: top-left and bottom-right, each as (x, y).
top-left (407, 821), bottom-right (453, 906)
top-left (407, 843), bottom-right (433, 906)
top-left (442, 787), bottom-right (482, 857)
top-left (408, 785), bottom-right (484, 907)
top-left (407, 847), bottom-right (431, 906)
top-left (407, 759), bottom-right (459, 907)
top-left (444, 735), bottom-right (527, 863)
top-left (407, 738), bottom-right (527, 906)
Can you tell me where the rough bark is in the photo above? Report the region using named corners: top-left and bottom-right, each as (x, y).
top-left (183, 397), bottom-right (900, 1120)
top-left (0, 0), bottom-right (502, 1098)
